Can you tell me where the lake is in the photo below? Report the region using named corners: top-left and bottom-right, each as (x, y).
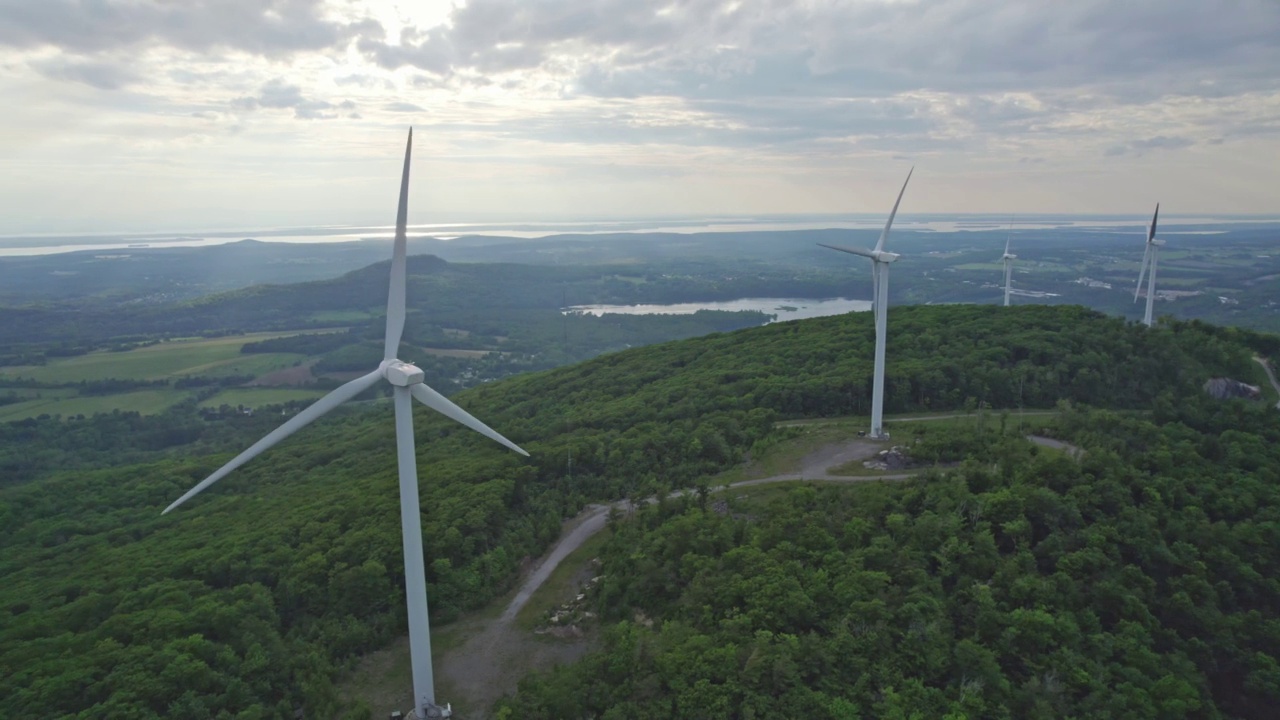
top-left (565, 297), bottom-right (872, 323)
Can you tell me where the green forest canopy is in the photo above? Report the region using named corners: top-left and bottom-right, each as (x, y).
top-left (2, 304), bottom-right (1277, 718)
top-left (501, 401), bottom-right (1280, 719)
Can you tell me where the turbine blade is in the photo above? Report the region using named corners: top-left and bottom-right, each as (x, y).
top-left (874, 167), bottom-right (913, 253)
top-left (409, 382), bottom-right (529, 456)
top-left (163, 369), bottom-right (384, 514)
top-left (1134, 242), bottom-right (1151, 302)
top-left (1004, 232), bottom-right (1011, 257)
top-left (818, 243), bottom-right (877, 260)
top-left (1148, 202), bottom-right (1160, 242)
top-left (385, 128), bottom-right (413, 361)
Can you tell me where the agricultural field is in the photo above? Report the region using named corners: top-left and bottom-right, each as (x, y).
top-left (0, 389), bottom-right (185, 421)
top-left (0, 331), bottom-right (329, 420)
top-left (0, 332), bottom-right (309, 383)
top-left (198, 387), bottom-right (328, 409)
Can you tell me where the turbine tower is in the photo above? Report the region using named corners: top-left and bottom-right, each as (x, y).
top-left (818, 168), bottom-right (913, 439)
top-left (1001, 233), bottom-right (1016, 307)
top-left (163, 129), bottom-right (526, 720)
top-left (1134, 203), bottom-right (1162, 327)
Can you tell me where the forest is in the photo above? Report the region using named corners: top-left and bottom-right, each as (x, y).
top-left (1, 304), bottom-right (1278, 718)
top-left (499, 398), bottom-right (1280, 718)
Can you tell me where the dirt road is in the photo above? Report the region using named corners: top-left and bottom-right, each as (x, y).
top-left (438, 437), bottom-right (910, 717)
top-left (1254, 356), bottom-right (1280, 409)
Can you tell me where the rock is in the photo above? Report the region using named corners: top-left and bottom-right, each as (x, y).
top-left (1204, 377), bottom-right (1262, 400)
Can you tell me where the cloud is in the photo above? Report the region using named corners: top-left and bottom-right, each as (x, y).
top-left (0, 0), bottom-right (381, 56)
top-left (343, 0), bottom-right (1279, 156)
top-left (384, 101), bottom-right (425, 113)
top-left (231, 78), bottom-right (352, 120)
top-left (1104, 135), bottom-right (1196, 157)
top-left (31, 55), bottom-right (138, 89)
top-left (358, 0), bottom-right (1280, 97)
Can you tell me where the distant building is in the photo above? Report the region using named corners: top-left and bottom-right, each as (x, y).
top-left (1075, 277), bottom-right (1112, 289)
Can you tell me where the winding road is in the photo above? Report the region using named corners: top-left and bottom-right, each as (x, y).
top-left (1253, 356), bottom-right (1280, 409)
top-left (438, 437), bottom-right (917, 716)
top-left (439, 416), bottom-right (1075, 717)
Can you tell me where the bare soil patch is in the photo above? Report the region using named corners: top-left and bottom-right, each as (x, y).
top-left (247, 360), bottom-right (317, 386)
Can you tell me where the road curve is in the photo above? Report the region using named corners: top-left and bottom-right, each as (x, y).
top-left (499, 414), bottom-right (1079, 622)
top-left (499, 438), bottom-right (900, 621)
top-left (1253, 356), bottom-right (1280, 409)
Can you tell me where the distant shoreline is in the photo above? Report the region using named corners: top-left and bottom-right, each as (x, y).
top-left (1, 214), bottom-right (1277, 258)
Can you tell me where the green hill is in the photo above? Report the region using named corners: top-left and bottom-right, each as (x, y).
top-left (1, 304), bottom-right (1276, 718)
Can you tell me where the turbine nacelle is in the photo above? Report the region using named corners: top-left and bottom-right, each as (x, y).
top-left (383, 360), bottom-right (425, 387)
top-left (1002, 253), bottom-right (1017, 261)
top-left (1148, 239), bottom-right (1165, 247)
top-left (817, 243), bottom-right (899, 264)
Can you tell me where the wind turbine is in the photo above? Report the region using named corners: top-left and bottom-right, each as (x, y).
top-left (1001, 232), bottom-right (1016, 307)
top-left (1134, 203), bottom-right (1162, 327)
top-left (163, 129), bottom-right (527, 720)
top-left (818, 167), bottom-right (913, 439)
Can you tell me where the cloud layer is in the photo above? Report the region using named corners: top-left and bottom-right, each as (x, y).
top-left (1, 0), bottom-right (1278, 231)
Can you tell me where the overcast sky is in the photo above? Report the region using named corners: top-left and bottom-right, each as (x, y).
top-left (2, 0), bottom-right (1278, 233)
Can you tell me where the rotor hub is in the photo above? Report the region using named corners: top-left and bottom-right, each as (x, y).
top-left (383, 360), bottom-right (425, 386)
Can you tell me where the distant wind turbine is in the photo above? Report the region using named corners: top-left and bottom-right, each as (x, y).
top-left (819, 168), bottom-right (913, 439)
top-left (1001, 232), bottom-right (1017, 307)
top-left (1134, 204), bottom-right (1162, 327)
top-left (163, 129), bottom-right (527, 720)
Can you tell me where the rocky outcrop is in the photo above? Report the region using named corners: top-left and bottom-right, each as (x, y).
top-left (863, 446), bottom-right (912, 471)
top-left (1203, 378), bottom-right (1262, 400)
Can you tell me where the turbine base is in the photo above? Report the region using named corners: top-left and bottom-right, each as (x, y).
top-left (394, 701), bottom-right (451, 718)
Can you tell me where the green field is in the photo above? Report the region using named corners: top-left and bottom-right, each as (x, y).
top-left (0, 332), bottom-right (309, 383)
top-left (198, 388), bottom-right (328, 409)
top-left (0, 389), bottom-right (187, 421)
top-left (308, 309), bottom-right (376, 323)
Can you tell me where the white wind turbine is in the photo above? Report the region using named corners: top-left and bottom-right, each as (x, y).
top-left (1134, 203), bottom-right (1162, 327)
top-left (1001, 232), bottom-right (1016, 307)
top-left (163, 129), bottom-right (527, 720)
top-left (819, 168), bottom-right (913, 439)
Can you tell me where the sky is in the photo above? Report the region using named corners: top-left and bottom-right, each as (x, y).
top-left (1, 0), bottom-right (1278, 233)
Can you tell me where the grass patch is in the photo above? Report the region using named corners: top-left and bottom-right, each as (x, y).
top-left (198, 387), bottom-right (327, 409)
top-left (309, 309), bottom-right (374, 323)
top-left (721, 478), bottom-right (898, 510)
top-left (333, 636), bottom-right (413, 720)
top-left (0, 389), bottom-right (189, 421)
top-left (715, 422), bottom-right (863, 484)
top-left (514, 530), bottom-right (611, 632)
top-left (0, 332), bottom-right (311, 383)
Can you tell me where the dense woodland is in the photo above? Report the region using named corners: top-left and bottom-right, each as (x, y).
top-left (2, 304), bottom-right (1278, 718)
top-left (499, 399), bottom-right (1280, 718)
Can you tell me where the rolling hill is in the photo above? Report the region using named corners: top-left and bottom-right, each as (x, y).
top-left (1, 304), bottom-right (1276, 718)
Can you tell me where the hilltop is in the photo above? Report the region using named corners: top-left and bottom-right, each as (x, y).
top-left (1, 304), bottom-right (1276, 718)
